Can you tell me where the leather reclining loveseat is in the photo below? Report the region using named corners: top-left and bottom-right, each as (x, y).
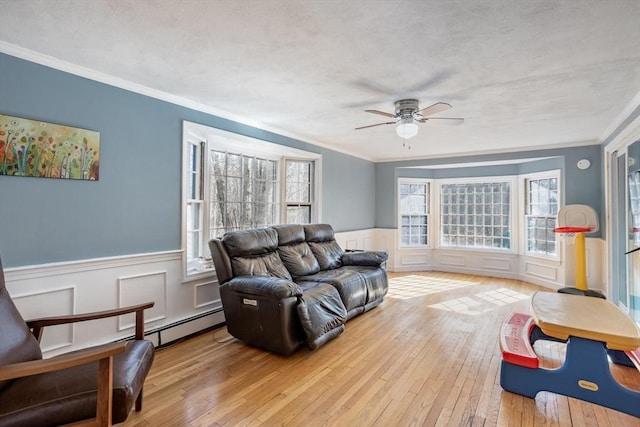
top-left (209, 224), bottom-right (388, 355)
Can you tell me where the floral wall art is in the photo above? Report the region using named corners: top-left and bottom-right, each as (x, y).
top-left (0, 114), bottom-right (100, 180)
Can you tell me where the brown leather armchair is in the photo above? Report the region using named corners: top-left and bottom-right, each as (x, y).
top-left (0, 257), bottom-right (155, 426)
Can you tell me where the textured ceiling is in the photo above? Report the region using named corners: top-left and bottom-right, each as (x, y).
top-left (1, 0), bottom-right (639, 161)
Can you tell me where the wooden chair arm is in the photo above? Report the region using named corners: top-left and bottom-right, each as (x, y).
top-left (0, 342), bottom-right (126, 426)
top-left (0, 342), bottom-right (125, 381)
top-left (26, 302), bottom-right (154, 342)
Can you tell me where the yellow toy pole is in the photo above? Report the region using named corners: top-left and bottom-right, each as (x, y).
top-left (574, 232), bottom-right (588, 291)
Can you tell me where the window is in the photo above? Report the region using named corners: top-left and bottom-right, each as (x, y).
top-left (182, 121), bottom-right (320, 278)
top-left (209, 150), bottom-right (279, 238)
top-left (285, 160), bottom-right (313, 224)
top-left (185, 141), bottom-right (204, 275)
top-left (399, 181), bottom-right (429, 246)
top-left (525, 173), bottom-right (559, 256)
top-left (440, 181), bottom-right (511, 249)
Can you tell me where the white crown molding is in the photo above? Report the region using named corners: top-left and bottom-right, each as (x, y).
top-left (599, 89), bottom-right (640, 143)
top-left (602, 113), bottom-right (640, 154)
top-left (0, 41), bottom-right (373, 162)
top-left (379, 139), bottom-right (601, 164)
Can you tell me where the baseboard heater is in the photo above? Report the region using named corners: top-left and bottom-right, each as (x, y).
top-left (116, 306), bottom-right (225, 347)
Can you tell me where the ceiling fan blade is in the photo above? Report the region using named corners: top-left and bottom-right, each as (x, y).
top-left (404, 70), bottom-right (452, 93)
top-left (365, 109), bottom-right (397, 118)
top-left (418, 102), bottom-right (452, 117)
top-left (351, 79), bottom-right (398, 96)
top-left (355, 121), bottom-right (397, 130)
top-left (419, 117), bottom-right (465, 125)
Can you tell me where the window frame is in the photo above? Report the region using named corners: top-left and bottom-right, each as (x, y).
top-left (181, 121), bottom-right (321, 281)
top-left (184, 139), bottom-right (205, 276)
top-left (397, 178), bottom-right (433, 248)
top-left (283, 158), bottom-right (316, 224)
top-left (522, 169), bottom-right (562, 259)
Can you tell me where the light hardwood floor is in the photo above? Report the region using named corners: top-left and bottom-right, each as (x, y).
top-left (122, 272), bottom-right (640, 426)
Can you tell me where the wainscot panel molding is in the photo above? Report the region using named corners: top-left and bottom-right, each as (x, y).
top-left (335, 228), bottom-right (395, 258)
top-left (117, 271), bottom-right (168, 331)
top-left (481, 257), bottom-right (512, 271)
top-left (434, 250), bottom-right (518, 280)
top-left (194, 280), bottom-right (220, 309)
top-left (12, 286), bottom-right (75, 353)
top-left (560, 237), bottom-right (606, 295)
top-left (521, 259), bottom-right (561, 290)
top-left (357, 229), bottom-right (605, 291)
top-left (4, 251), bottom-right (224, 357)
top-left (439, 254), bottom-right (467, 267)
top-left (394, 252), bottom-right (431, 272)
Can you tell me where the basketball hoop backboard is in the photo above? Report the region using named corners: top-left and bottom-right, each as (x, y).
top-left (556, 204), bottom-right (599, 233)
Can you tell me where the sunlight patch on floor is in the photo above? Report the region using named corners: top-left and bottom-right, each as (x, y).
top-left (387, 275), bottom-right (475, 299)
top-left (475, 288), bottom-right (531, 305)
top-left (429, 287), bottom-right (531, 315)
top-left (428, 296), bottom-right (493, 316)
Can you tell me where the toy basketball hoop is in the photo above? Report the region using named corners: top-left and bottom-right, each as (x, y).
top-left (555, 205), bottom-right (599, 294)
top-left (554, 226), bottom-right (594, 244)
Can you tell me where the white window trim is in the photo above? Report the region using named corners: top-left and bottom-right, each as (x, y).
top-left (397, 178), bottom-right (434, 249)
top-left (281, 157), bottom-right (320, 224)
top-left (520, 169), bottom-right (562, 260)
top-left (181, 120), bottom-right (321, 282)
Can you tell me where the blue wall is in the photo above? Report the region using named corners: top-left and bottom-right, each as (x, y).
top-left (375, 145), bottom-right (603, 235)
top-left (0, 53), bottom-right (375, 267)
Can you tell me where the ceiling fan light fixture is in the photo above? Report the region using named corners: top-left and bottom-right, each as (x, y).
top-left (396, 118), bottom-right (418, 139)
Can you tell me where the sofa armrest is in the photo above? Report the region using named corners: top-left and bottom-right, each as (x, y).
top-left (341, 251), bottom-right (388, 267)
top-left (226, 276), bottom-right (303, 299)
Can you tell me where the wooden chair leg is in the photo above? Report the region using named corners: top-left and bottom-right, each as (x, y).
top-left (97, 356), bottom-right (114, 426)
top-left (135, 388), bottom-right (143, 412)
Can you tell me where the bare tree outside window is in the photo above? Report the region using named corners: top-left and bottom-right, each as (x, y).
top-left (210, 150), bottom-right (278, 239)
top-left (286, 160), bottom-right (313, 224)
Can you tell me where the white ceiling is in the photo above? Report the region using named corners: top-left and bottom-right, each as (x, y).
top-left (1, 0), bottom-right (639, 162)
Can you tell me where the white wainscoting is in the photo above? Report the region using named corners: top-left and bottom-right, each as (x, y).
top-left (336, 228), bottom-right (605, 292)
top-left (4, 230), bottom-right (606, 358)
top-left (4, 251), bottom-right (225, 357)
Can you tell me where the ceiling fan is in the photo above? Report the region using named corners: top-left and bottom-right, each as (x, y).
top-left (355, 99), bottom-right (464, 140)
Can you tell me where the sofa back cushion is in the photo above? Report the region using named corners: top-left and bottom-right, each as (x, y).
top-left (272, 225), bottom-right (321, 278)
top-left (0, 257), bottom-right (43, 392)
top-left (304, 224), bottom-right (344, 270)
top-left (222, 228), bottom-right (292, 280)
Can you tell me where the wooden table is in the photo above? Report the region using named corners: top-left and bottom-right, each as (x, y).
top-left (500, 292), bottom-right (640, 418)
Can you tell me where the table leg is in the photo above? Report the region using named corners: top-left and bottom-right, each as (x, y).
top-left (500, 336), bottom-right (640, 417)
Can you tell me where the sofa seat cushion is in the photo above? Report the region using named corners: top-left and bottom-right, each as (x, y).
top-left (297, 268), bottom-right (368, 313)
top-left (226, 276), bottom-right (303, 299)
top-left (0, 340), bottom-right (154, 426)
top-left (296, 282), bottom-right (347, 350)
top-left (343, 266), bottom-right (389, 305)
